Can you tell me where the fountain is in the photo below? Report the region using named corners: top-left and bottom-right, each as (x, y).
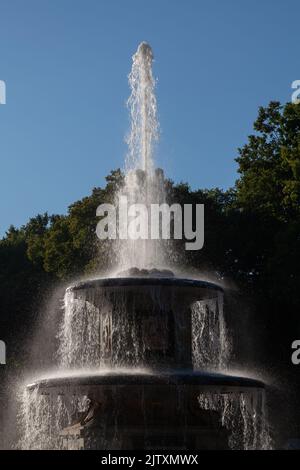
top-left (19, 43), bottom-right (271, 450)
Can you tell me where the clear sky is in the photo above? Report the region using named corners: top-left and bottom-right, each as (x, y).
top-left (0, 0), bottom-right (298, 235)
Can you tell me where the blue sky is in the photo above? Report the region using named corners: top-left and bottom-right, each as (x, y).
top-left (0, 0), bottom-right (298, 235)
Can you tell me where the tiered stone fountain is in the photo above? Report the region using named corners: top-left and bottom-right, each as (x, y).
top-left (24, 269), bottom-right (266, 450)
top-left (19, 42), bottom-right (271, 450)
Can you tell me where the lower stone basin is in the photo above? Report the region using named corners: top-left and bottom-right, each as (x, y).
top-left (25, 370), bottom-right (266, 450)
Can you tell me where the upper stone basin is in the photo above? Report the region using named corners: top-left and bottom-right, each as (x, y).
top-left (69, 267), bottom-right (223, 303)
top-left (28, 369), bottom-right (264, 392)
top-left (63, 268), bottom-right (225, 370)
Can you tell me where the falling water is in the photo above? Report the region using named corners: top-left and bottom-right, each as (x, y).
top-left (192, 292), bottom-right (231, 370)
top-left (193, 293), bottom-right (272, 448)
top-left (198, 391), bottom-right (272, 450)
top-left (58, 289), bottom-right (103, 368)
top-left (19, 387), bottom-right (91, 450)
top-left (19, 284), bottom-right (272, 450)
top-left (58, 288), bottom-right (143, 369)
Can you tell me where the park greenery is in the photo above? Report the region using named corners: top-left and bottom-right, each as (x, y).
top-left (1, 100), bottom-right (300, 371)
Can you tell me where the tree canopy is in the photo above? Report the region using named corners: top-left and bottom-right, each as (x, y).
top-left (1, 101), bottom-right (300, 373)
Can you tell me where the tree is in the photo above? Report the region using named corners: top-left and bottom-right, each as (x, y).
top-left (236, 101), bottom-right (300, 221)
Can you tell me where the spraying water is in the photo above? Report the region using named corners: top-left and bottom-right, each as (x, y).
top-left (117, 42), bottom-right (166, 270)
top-left (126, 42), bottom-right (159, 174)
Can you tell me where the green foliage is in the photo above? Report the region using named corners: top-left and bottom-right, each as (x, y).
top-left (0, 170), bottom-right (123, 361)
top-left (236, 101), bottom-right (300, 221)
top-left (1, 102), bottom-right (300, 369)
top-left (23, 169), bottom-right (124, 279)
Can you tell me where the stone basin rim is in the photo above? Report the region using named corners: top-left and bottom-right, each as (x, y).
top-left (68, 277), bottom-right (224, 293)
top-left (27, 370), bottom-right (264, 390)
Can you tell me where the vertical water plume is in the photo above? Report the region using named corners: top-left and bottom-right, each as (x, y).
top-left (117, 42), bottom-right (166, 270)
top-left (126, 42), bottom-right (159, 174)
